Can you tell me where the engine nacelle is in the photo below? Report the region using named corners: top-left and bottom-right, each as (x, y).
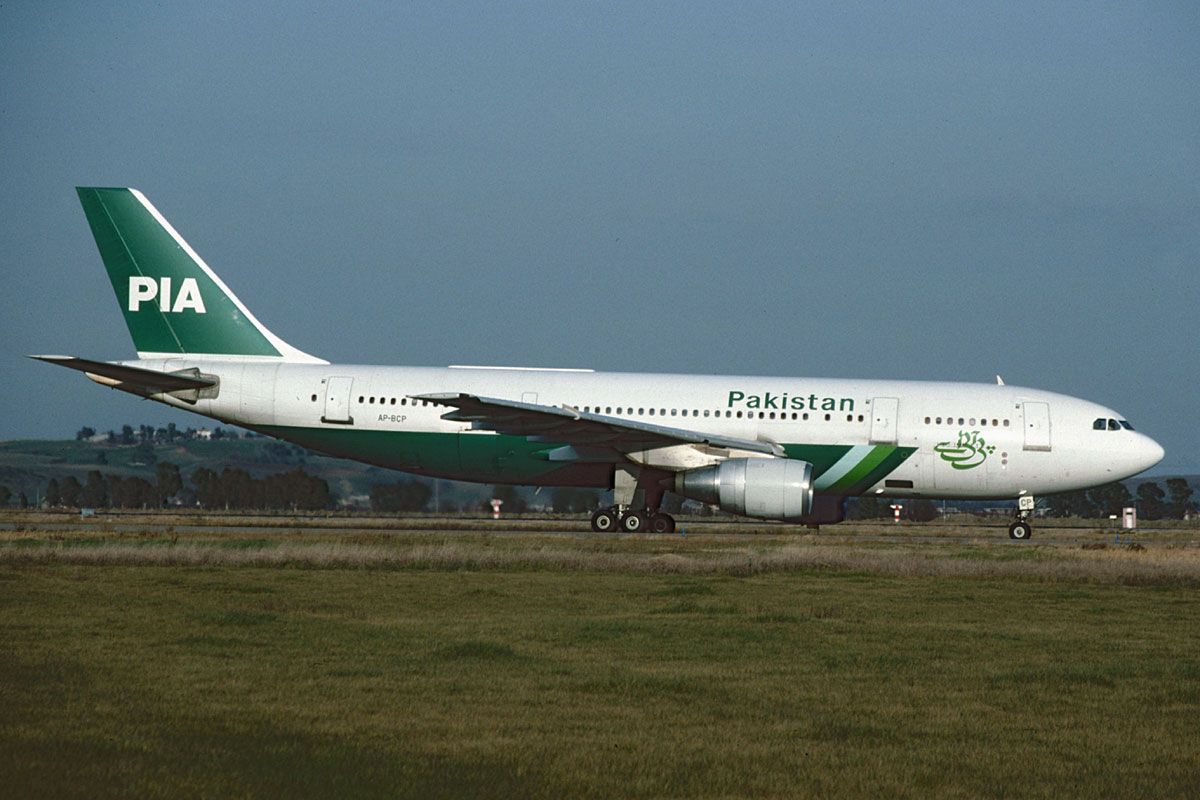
top-left (673, 458), bottom-right (814, 522)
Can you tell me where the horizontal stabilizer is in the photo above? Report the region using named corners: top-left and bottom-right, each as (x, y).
top-left (30, 355), bottom-right (217, 393)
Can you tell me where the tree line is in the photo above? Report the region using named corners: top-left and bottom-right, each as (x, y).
top-left (7, 466), bottom-right (1194, 520)
top-left (30, 462), bottom-right (332, 511)
top-left (1044, 479), bottom-right (1194, 520)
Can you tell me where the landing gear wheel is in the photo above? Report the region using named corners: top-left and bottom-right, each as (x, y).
top-left (1008, 521), bottom-right (1032, 540)
top-left (649, 513), bottom-right (676, 534)
top-left (621, 510), bottom-right (648, 533)
top-left (591, 509), bottom-right (618, 533)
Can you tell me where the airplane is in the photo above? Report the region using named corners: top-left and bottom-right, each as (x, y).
top-left (34, 187), bottom-right (1165, 539)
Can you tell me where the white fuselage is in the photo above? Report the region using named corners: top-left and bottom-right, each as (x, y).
top-left (130, 359), bottom-right (1164, 500)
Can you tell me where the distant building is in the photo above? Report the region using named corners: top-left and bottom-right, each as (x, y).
top-left (195, 428), bottom-right (213, 440)
top-left (341, 494), bottom-right (371, 510)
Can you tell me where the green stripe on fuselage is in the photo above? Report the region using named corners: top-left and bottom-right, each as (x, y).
top-left (836, 446), bottom-right (917, 494)
top-left (780, 444), bottom-right (854, 475)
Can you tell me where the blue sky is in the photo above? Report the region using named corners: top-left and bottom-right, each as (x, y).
top-left (1, 2), bottom-right (1196, 473)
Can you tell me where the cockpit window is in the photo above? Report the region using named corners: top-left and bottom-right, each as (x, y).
top-left (1119, 420), bottom-right (1134, 431)
top-left (1108, 419), bottom-right (1120, 431)
top-left (1093, 418), bottom-right (1106, 430)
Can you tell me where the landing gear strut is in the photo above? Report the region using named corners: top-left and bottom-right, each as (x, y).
top-left (1009, 495), bottom-right (1035, 540)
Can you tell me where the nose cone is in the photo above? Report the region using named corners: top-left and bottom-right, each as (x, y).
top-left (1137, 434), bottom-right (1166, 474)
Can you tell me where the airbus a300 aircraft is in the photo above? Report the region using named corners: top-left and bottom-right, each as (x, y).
top-left (36, 188), bottom-right (1164, 539)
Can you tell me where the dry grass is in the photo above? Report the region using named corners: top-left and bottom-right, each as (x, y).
top-left (3, 536), bottom-right (1200, 587)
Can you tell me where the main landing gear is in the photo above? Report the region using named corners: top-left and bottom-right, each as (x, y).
top-left (590, 466), bottom-right (676, 533)
top-left (1008, 495), bottom-right (1036, 540)
top-left (590, 507), bottom-right (676, 534)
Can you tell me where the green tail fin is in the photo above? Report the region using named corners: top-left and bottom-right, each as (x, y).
top-left (76, 187), bottom-right (322, 362)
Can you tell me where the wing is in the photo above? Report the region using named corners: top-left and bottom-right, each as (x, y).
top-left (31, 355), bottom-right (217, 393)
top-left (413, 392), bottom-right (784, 459)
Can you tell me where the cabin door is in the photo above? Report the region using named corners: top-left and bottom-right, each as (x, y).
top-left (321, 376), bottom-right (355, 425)
top-left (869, 397), bottom-right (899, 444)
top-left (1022, 402), bottom-right (1051, 451)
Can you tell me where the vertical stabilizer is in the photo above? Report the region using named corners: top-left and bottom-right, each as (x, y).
top-left (76, 187), bottom-right (324, 362)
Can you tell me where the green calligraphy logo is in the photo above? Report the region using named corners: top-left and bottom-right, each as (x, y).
top-left (934, 430), bottom-right (996, 470)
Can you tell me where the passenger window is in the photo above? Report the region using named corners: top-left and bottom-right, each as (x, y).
top-left (390, 398), bottom-right (396, 405)
top-left (736, 411), bottom-right (743, 419)
top-left (1003, 419), bottom-right (1010, 427)
top-left (648, 408), bottom-right (655, 416)
top-left (847, 414), bottom-right (853, 422)
top-left (803, 413), bottom-right (809, 421)
top-left (935, 417), bottom-right (942, 424)
top-left (358, 396), bottom-right (364, 403)
top-left (824, 413), bottom-right (831, 421)
top-left (992, 419), bottom-right (998, 427)
top-left (311, 394), bottom-right (317, 402)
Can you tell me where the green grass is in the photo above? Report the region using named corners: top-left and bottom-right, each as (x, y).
top-left (1, 529), bottom-right (1199, 798)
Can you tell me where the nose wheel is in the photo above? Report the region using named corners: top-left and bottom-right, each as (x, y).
top-left (1008, 520), bottom-right (1032, 540)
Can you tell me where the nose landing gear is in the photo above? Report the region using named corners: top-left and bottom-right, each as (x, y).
top-left (1009, 495), bottom-right (1036, 540)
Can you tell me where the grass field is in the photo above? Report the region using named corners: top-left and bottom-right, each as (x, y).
top-left (2, 514), bottom-right (1199, 798)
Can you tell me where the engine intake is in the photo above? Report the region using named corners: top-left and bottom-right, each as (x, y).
top-left (674, 458), bottom-right (814, 521)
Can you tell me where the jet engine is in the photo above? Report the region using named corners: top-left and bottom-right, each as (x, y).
top-left (673, 458), bottom-right (814, 521)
